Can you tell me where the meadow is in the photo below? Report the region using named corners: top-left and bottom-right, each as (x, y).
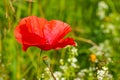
top-left (0, 0), bottom-right (120, 80)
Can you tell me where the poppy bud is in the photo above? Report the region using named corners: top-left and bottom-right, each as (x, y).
top-left (43, 56), bottom-right (50, 67)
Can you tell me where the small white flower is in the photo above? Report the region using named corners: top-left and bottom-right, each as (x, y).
top-left (107, 23), bottom-right (114, 30)
top-left (53, 71), bottom-right (62, 78)
top-left (71, 63), bottom-right (77, 68)
top-left (68, 58), bottom-right (71, 62)
top-left (78, 72), bottom-right (85, 77)
top-left (74, 77), bottom-right (81, 80)
top-left (102, 66), bottom-right (108, 71)
top-left (98, 1), bottom-right (108, 9)
top-left (96, 51), bottom-right (102, 56)
top-left (81, 69), bottom-right (88, 73)
top-left (97, 1), bottom-right (108, 19)
top-left (61, 77), bottom-right (66, 80)
top-left (44, 68), bottom-right (49, 71)
top-left (97, 10), bottom-right (105, 19)
top-left (97, 70), bottom-right (105, 76)
top-left (44, 68), bottom-right (50, 74)
top-left (72, 57), bottom-right (77, 63)
top-left (60, 65), bottom-right (67, 71)
top-left (71, 47), bottom-right (78, 55)
top-left (68, 57), bottom-right (77, 63)
top-left (97, 76), bottom-right (103, 80)
top-left (107, 58), bottom-right (112, 62)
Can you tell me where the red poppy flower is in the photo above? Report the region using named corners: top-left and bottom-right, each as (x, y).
top-left (14, 16), bottom-right (75, 51)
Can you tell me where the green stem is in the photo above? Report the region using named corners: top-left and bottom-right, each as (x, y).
top-left (37, 50), bottom-right (42, 80)
top-left (48, 65), bottom-right (56, 80)
top-left (43, 56), bottom-right (56, 80)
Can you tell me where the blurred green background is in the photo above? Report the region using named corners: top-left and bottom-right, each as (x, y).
top-left (0, 0), bottom-right (120, 80)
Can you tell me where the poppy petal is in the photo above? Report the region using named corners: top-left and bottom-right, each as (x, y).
top-left (14, 16), bottom-right (47, 51)
top-left (26, 16), bottom-right (47, 37)
top-left (14, 18), bottom-right (26, 43)
top-left (53, 38), bottom-right (75, 50)
top-left (22, 44), bottom-right (29, 51)
top-left (14, 16), bottom-right (75, 51)
top-left (37, 44), bottom-right (53, 51)
top-left (44, 20), bottom-right (71, 44)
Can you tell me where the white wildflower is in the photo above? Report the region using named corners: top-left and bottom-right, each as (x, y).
top-left (107, 23), bottom-right (114, 30)
top-left (53, 71), bottom-right (62, 79)
top-left (60, 65), bottom-right (68, 71)
top-left (68, 57), bottom-right (77, 63)
top-left (61, 77), bottom-right (66, 80)
top-left (74, 78), bottom-right (81, 80)
top-left (78, 71), bottom-right (85, 78)
top-left (102, 66), bottom-right (108, 71)
top-left (97, 11), bottom-right (105, 19)
top-left (97, 70), bottom-right (105, 76)
top-left (78, 69), bottom-right (88, 78)
top-left (72, 57), bottom-right (77, 63)
top-left (96, 51), bottom-right (102, 56)
top-left (97, 1), bottom-right (108, 19)
top-left (81, 69), bottom-right (88, 73)
top-left (71, 63), bottom-right (77, 68)
top-left (97, 66), bottom-right (113, 80)
top-left (98, 1), bottom-right (108, 9)
top-left (71, 47), bottom-right (78, 55)
top-left (97, 70), bottom-right (105, 80)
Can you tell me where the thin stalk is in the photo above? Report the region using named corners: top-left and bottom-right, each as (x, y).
top-left (28, 1), bottom-right (32, 15)
top-left (43, 56), bottom-right (56, 80)
top-left (47, 65), bottom-right (56, 80)
top-left (37, 50), bottom-right (42, 80)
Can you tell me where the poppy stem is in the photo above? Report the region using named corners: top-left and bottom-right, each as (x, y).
top-left (48, 65), bottom-right (56, 80)
top-left (37, 50), bottom-right (43, 80)
top-left (43, 56), bottom-right (56, 80)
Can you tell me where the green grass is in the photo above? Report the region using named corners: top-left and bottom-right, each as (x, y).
top-left (1, 0), bottom-right (120, 80)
